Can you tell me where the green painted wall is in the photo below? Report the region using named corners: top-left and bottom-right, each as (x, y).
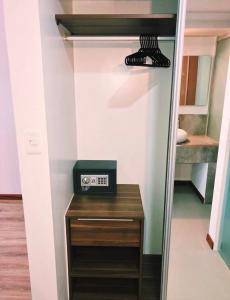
top-left (208, 38), bottom-right (230, 141)
top-left (152, 0), bottom-right (178, 13)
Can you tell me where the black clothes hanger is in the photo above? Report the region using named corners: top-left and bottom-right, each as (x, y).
top-left (150, 35), bottom-right (171, 67)
top-left (125, 34), bottom-right (171, 68)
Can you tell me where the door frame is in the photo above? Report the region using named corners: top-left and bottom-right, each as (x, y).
top-left (209, 55), bottom-right (230, 250)
top-left (160, 1), bottom-right (187, 300)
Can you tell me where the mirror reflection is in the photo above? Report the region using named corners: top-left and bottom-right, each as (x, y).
top-left (180, 55), bottom-right (212, 106)
top-left (168, 37), bottom-right (230, 300)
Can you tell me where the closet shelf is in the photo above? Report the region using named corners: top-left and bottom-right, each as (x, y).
top-left (55, 14), bottom-right (177, 37)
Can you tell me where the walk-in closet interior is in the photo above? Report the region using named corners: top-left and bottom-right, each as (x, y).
top-left (2, 0), bottom-right (185, 299)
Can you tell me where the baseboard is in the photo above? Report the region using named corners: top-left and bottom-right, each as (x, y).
top-left (174, 180), bottom-right (191, 186)
top-left (143, 254), bottom-right (162, 279)
top-left (143, 254), bottom-right (162, 264)
top-left (0, 194), bottom-right (22, 200)
top-left (206, 233), bottom-right (214, 250)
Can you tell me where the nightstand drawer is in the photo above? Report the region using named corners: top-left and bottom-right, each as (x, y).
top-left (70, 219), bottom-right (140, 247)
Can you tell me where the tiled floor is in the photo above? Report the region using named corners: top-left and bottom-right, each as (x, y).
top-left (167, 183), bottom-right (230, 300)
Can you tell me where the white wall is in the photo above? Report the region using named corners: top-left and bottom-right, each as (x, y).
top-left (186, 0), bottom-right (230, 29)
top-left (192, 163), bottom-right (208, 197)
top-left (208, 38), bottom-right (230, 141)
top-left (72, 0), bottom-right (178, 256)
top-left (3, 0), bottom-right (76, 299)
top-left (38, 0), bottom-right (77, 299)
top-left (183, 36), bottom-right (217, 56)
top-left (0, 0), bottom-right (21, 194)
top-left (3, 1), bottom-right (58, 299)
top-left (187, 0), bottom-right (230, 12)
top-left (75, 0), bottom-right (152, 14)
top-left (74, 0), bottom-right (177, 14)
top-left (74, 40), bottom-right (174, 254)
top-left (73, 0), bottom-right (177, 257)
top-left (175, 165), bottom-right (192, 181)
top-left (209, 49), bottom-right (230, 249)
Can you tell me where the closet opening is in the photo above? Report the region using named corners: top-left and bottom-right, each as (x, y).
top-left (56, 7), bottom-right (181, 300)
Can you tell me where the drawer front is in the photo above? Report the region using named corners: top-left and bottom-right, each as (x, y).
top-left (70, 219), bottom-right (140, 247)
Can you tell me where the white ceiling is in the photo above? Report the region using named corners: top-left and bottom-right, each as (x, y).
top-left (185, 0), bottom-right (230, 38)
top-left (185, 28), bottom-right (230, 40)
top-left (187, 0), bottom-right (230, 13)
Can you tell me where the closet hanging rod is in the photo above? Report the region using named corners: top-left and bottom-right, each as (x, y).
top-left (64, 36), bottom-right (175, 42)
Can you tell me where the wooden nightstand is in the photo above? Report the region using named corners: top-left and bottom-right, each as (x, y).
top-left (66, 184), bottom-right (144, 300)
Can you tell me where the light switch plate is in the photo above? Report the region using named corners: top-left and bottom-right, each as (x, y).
top-left (25, 131), bottom-right (42, 154)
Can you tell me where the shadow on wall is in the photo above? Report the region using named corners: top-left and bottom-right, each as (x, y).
top-left (109, 68), bottom-right (159, 108)
top-left (73, 0), bottom-right (178, 14)
top-left (58, 0), bottom-right (73, 14)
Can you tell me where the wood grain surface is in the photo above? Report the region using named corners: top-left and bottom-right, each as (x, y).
top-left (70, 219), bottom-right (140, 247)
top-left (180, 56), bottom-right (198, 106)
top-left (71, 255), bottom-right (162, 300)
top-left (67, 184), bottom-right (144, 219)
top-left (0, 200), bottom-right (31, 300)
top-left (180, 56), bottom-right (189, 105)
top-left (186, 56), bottom-right (198, 105)
top-left (0, 195), bottom-right (22, 200)
top-left (71, 247), bottom-right (139, 278)
top-left (67, 185), bottom-right (145, 300)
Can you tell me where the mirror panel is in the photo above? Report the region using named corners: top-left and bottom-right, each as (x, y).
top-left (180, 55), bottom-right (212, 106)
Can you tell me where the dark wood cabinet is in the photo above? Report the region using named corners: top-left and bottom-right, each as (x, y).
top-left (66, 184), bottom-right (144, 300)
top-left (55, 14), bottom-right (176, 37)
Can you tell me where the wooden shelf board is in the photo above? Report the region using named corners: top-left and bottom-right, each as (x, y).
top-left (71, 264), bottom-right (139, 279)
top-left (66, 184), bottom-right (144, 219)
top-left (73, 291), bottom-right (138, 300)
top-left (71, 247), bottom-right (139, 279)
top-left (55, 14), bottom-right (177, 37)
top-left (72, 278), bottom-right (138, 300)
